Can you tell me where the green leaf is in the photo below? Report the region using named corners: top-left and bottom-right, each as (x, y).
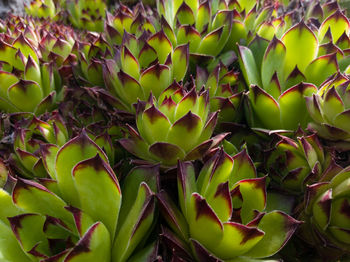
top-left (113, 183), bottom-right (155, 262)
top-left (167, 112), bottom-right (203, 152)
top-left (261, 37), bottom-right (286, 92)
top-left (12, 178), bottom-right (74, 229)
top-left (8, 80), bottom-right (43, 112)
top-left (238, 46), bottom-right (261, 87)
top-left (13, 34), bottom-right (39, 63)
top-left (147, 31), bottom-right (172, 64)
top-left (230, 149), bottom-right (257, 187)
top-left (65, 222), bottom-right (111, 262)
top-left (244, 211), bottom-right (300, 258)
top-left (187, 193), bottom-right (223, 252)
top-left (176, 1), bottom-right (195, 25)
top-left (197, 150), bottom-right (233, 197)
top-left (319, 10), bottom-right (350, 43)
top-left (73, 155), bottom-right (121, 239)
top-left (197, 27), bottom-right (224, 56)
top-left (196, 1), bottom-right (211, 33)
top-left (138, 105), bottom-right (171, 145)
top-left (304, 53), bottom-right (338, 86)
top-left (321, 86), bottom-right (345, 123)
top-left (121, 46), bottom-right (140, 80)
top-left (40, 144), bottom-right (59, 179)
top-left (8, 214), bottom-right (50, 258)
top-left (249, 85), bottom-right (281, 130)
top-left (281, 22), bottom-right (318, 77)
top-left (172, 44), bottom-right (189, 81)
top-left (0, 189), bottom-right (24, 226)
top-left (55, 131), bottom-right (108, 207)
top-left (0, 220), bottom-right (32, 262)
top-left (177, 161), bottom-right (197, 218)
top-left (279, 83), bottom-right (317, 130)
top-left (24, 56), bottom-right (41, 87)
top-left (210, 222), bottom-right (265, 259)
top-left (236, 177), bottom-right (266, 224)
top-left (140, 64), bottom-right (171, 99)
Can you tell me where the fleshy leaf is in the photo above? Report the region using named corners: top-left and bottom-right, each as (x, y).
top-left (210, 222), bottom-right (265, 259)
top-left (12, 178), bottom-right (74, 230)
top-left (65, 222), bottom-right (111, 262)
top-left (281, 22), bottom-right (318, 77)
top-left (187, 193), bottom-right (223, 251)
top-left (244, 211), bottom-right (300, 258)
top-left (72, 154), bottom-right (121, 239)
top-left (55, 131), bottom-right (108, 207)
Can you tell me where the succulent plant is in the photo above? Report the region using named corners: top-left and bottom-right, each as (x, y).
top-left (158, 148), bottom-right (300, 261)
top-left (25, 0), bottom-right (61, 20)
top-left (10, 112), bottom-right (68, 179)
top-left (65, 0), bottom-right (107, 32)
top-left (72, 33), bottom-right (112, 87)
top-left (266, 132), bottom-right (343, 192)
top-left (196, 63), bottom-right (244, 123)
top-left (0, 18), bottom-right (76, 114)
top-left (103, 31), bottom-right (189, 112)
top-left (156, 0), bottom-right (233, 63)
top-left (0, 131), bottom-right (158, 261)
top-left (298, 166), bottom-right (350, 258)
top-left (238, 21), bottom-right (341, 130)
top-left (105, 2), bottom-right (156, 45)
top-left (119, 83), bottom-right (226, 167)
top-left (306, 73), bottom-right (350, 144)
top-left (225, 2), bottom-right (287, 47)
top-left (10, 113), bottom-right (118, 178)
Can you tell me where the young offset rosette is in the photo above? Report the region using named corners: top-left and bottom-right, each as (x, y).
top-left (306, 73), bottom-right (350, 143)
top-left (10, 113), bottom-right (68, 178)
top-left (225, 2), bottom-right (289, 47)
top-left (65, 0), bottom-right (107, 32)
top-left (0, 30), bottom-right (68, 114)
top-left (25, 0), bottom-right (60, 20)
top-left (239, 21), bottom-right (339, 130)
top-left (10, 114), bottom-right (116, 179)
top-left (105, 2), bottom-right (156, 45)
top-left (73, 33), bottom-right (112, 87)
top-left (103, 31), bottom-right (189, 112)
top-left (196, 63), bottom-right (243, 123)
top-left (266, 132), bottom-right (342, 192)
top-left (157, 0), bottom-right (233, 62)
top-left (299, 167), bottom-right (350, 258)
top-left (0, 131), bottom-right (158, 262)
top-left (120, 83), bottom-right (225, 167)
top-left (157, 149), bottom-right (300, 261)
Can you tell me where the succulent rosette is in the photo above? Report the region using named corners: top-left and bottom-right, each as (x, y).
top-left (0, 20), bottom-right (75, 114)
top-left (158, 148), bottom-right (300, 261)
top-left (266, 132), bottom-right (343, 192)
top-left (72, 32), bottom-right (120, 88)
top-left (225, 1), bottom-right (290, 47)
top-left (105, 2), bottom-right (156, 45)
top-left (306, 0), bottom-right (343, 28)
top-left (238, 21), bottom-right (341, 130)
top-left (299, 167), bottom-right (350, 257)
top-left (103, 30), bottom-right (189, 112)
top-left (120, 83), bottom-right (226, 167)
top-left (25, 0), bottom-right (61, 20)
top-left (10, 113), bottom-right (68, 179)
top-left (156, 0), bottom-right (233, 63)
top-left (65, 0), bottom-right (107, 32)
top-left (196, 63), bottom-right (243, 123)
top-left (305, 73), bottom-right (350, 144)
top-left (10, 113), bottom-right (116, 178)
top-left (0, 131), bottom-right (158, 261)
